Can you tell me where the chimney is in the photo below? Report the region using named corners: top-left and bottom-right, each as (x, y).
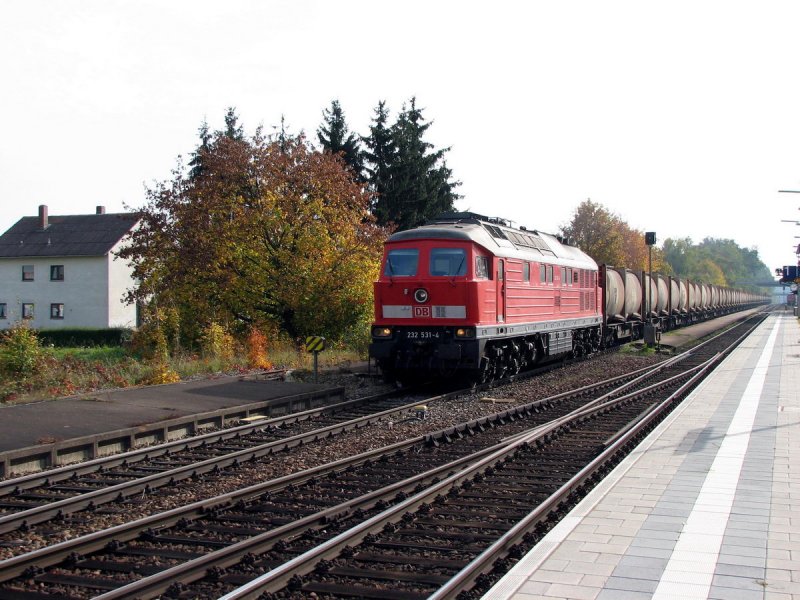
top-left (96, 206), bottom-right (106, 215)
top-left (39, 205), bottom-right (49, 229)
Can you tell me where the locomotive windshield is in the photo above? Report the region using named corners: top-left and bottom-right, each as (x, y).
top-left (430, 248), bottom-right (467, 276)
top-left (384, 248), bottom-right (419, 276)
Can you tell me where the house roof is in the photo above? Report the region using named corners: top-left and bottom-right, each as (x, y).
top-left (0, 212), bottom-right (140, 258)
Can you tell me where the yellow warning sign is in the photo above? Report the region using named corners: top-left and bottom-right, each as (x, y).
top-left (305, 336), bottom-right (326, 353)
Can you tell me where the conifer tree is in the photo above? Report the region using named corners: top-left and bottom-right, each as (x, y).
top-left (362, 101), bottom-right (395, 221)
top-left (317, 100), bottom-right (364, 181)
top-left (188, 118), bottom-right (212, 180)
top-left (222, 106), bottom-right (245, 140)
top-left (363, 98), bottom-right (460, 230)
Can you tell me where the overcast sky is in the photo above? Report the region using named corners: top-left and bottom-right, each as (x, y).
top-left (2, 1), bottom-right (800, 277)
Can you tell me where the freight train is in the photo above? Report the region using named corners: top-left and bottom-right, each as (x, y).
top-left (369, 212), bottom-right (768, 382)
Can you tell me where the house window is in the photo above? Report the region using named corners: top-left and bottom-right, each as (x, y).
top-left (50, 265), bottom-right (64, 281)
top-left (561, 267), bottom-right (567, 286)
top-left (523, 262), bottom-right (530, 282)
top-left (51, 303), bottom-right (65, 319)
top-left (0, 303), bottom-right (6, 319)
top-left (22, 303), bottom-right (34, 319)
top-left (22, 265), bottom-right (34, 281)
top-left (540, 263), bottom-right (546, 284)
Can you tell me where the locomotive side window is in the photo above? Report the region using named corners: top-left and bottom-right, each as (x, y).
top-left (523, 262), bottom-right (530, 282)
top-left (475, 256), bottom-right (489, 279)
top-left (384, 249), bottom-right (419, 276)
top-left (430, 248), bottom-right (467, 276)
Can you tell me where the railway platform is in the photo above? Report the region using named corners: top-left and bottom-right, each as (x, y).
top-left (0, 372), bottom-right (351, 477)
top-left (483, 310), bottom-right (799, 600)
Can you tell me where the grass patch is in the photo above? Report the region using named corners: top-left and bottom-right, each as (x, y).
top-left (0, 340), bottom-right (365, 405)
top-left (48, 346), bottom-right (128, 363)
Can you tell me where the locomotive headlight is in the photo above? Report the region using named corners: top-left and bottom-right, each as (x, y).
top-left (372, 327), bottom-right (392, 338)
top-left (455, 327), bottom-right (475, 338)
top-left (414, 288), bottom-right (429, 303)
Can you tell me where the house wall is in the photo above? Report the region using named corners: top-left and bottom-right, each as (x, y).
top-left (0, 256), bottom-right (123, 329)
top-left (107, 242), bottom-right (137, 328)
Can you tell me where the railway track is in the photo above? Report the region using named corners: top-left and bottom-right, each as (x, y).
top-left (0, 330), bottom-right (664, 539)
top-left (218, 313), bottom-right (768, 600)
top-left (0, 390), bottom-right (437, 535)
top-left (0, 312), bottom-right (767, 598)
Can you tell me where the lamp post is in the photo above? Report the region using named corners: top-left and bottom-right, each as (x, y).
top-left (644, 231), bottom-right (657, 347)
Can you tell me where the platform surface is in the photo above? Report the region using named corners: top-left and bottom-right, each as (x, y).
top-left (0, 376), bottom-right (330, 453)
top-left (483, 311), bottom-right (799, 599)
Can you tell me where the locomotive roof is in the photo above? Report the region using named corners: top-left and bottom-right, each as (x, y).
top-left (387, 214), bottom-right (598, 270)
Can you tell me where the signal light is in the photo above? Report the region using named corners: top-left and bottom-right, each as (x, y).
top-left (455, 327), bottom-right (475, 338)
top-left (372, 327), bottom-right (392, 338)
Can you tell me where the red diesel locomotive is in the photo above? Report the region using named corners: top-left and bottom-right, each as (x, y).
top-left (369, 212), bottom-right (767, 382)
top-left (370, 212), bottom-right (603, 382)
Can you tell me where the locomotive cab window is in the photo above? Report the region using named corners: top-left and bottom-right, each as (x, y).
top-left (384, 249), bottom-right (419, 277)
top-left (429, 248), bottom-right (467, 277)
top-left (475, 256), bottom-right (489, 279)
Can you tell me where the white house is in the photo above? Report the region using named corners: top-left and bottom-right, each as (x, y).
top-left (0, 205), bottom-right (140, 330)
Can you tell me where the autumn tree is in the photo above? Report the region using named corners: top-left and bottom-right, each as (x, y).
top-left (119, 115), bottom-right (387, 345)
top-left (561, 199), bottom-right (668, 271)
top-left (317, 99), bottom-right (364, 181)
top-left (561, 200), bottom-right (625, 265)
top-left (663, 237), bottom-right (770, 287)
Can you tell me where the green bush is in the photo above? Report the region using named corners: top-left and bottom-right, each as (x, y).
top-left (0, 322), bottom-right (43, 377)
top-left (200, 322), bottom-right (236, 363)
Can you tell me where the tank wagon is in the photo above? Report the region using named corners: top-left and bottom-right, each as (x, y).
top-left (369, 212), bottom-right (768, 382)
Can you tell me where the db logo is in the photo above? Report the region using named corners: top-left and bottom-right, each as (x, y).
top-left (413, 306), bottom-right (431, 318)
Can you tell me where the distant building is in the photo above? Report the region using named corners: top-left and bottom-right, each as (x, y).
top-left (0, 205), bottom-right (140, 330)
